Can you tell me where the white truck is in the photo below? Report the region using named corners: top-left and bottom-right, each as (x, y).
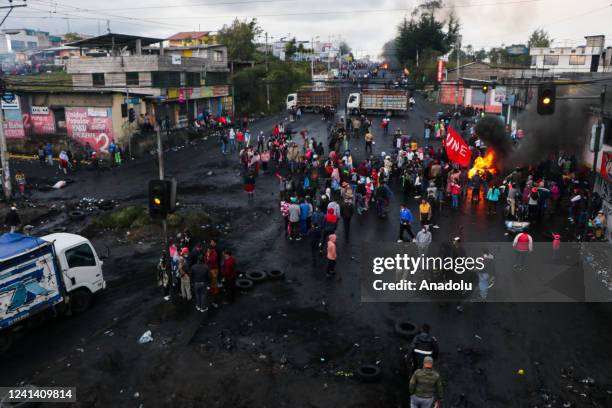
top-left (0, 232), bottom-right (106, 352)
top-left (346, 88), bottom-right (409, 116)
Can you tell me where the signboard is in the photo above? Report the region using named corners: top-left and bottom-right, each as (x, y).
top-left (30, 110), bottom-right (56, 134)
top-left (437, 60), bottom-right (444, 83)
top-left (31, 106), bottom-right (49, 115)
top-left (172, 55), bottom-right (182, 65)
top-left (124, 97), bottom-right (140, 105)
top-left (1, 94), bottom-right (20, 110)
top-left (506, 45), bottom-right (529, 55)
top-left (2, 108), bottom-right (25, 139)
top-left (1, 91), bottom-right (15, 103)
top-left (494, 86), bottom-right (507, 103)
top-left (65, 107), bottom-right (114, 153)
top-left (590, 123), bottom-right (606, 152)
top-left (601, 151), bottom-right (612, 182)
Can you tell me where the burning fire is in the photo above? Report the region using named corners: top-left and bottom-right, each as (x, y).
top-left (468, 149), bottom-right (497, 179)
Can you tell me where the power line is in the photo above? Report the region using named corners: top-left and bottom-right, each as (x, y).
top-left (35, 0), bottom-right (298, 13)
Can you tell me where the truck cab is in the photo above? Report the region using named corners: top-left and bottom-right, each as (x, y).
top-left (43, 233), bottom-right (105, 311)
top-left (346, 93), bottom-right (361, 115)
top-left (286, 93), bottom-right (297, 111)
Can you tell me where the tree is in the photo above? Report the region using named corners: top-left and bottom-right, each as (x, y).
top-left (285, 38), bottom-right (298, 59)
top-left (64, 32), bottom-right (83, 43)
top-left (528, 29), bottom-right (552, 48)
top-left (297, 43), bottom-right (306, 54)
top-left (218, 18), bottom-right (262, 61)
top-left (339, 41), bottom-right (351, 56)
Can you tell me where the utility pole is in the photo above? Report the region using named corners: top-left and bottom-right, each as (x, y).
top-left (265, 32), bottom-right (270, 112)
top-left (454, 35), bottom-right (462, 112)
top-left (584, 85), bottom-right (607, 239)
top-left (156, 120), bottom-right (167, 247)
top-left (0, 1), bottom-right (27, 201)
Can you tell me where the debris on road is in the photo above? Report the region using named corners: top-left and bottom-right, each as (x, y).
top-left (138, 330), bottom-right (154, 344)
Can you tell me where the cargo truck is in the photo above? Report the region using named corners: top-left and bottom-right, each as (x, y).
top-left (0, 232), bottom-right (106, 352)
top-left (286, 87), bottom-right (339, 113)
top-left (346, 89), bottom-right (409, 116)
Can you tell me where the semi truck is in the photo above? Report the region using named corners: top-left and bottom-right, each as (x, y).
top-left (346, 88), bottom-right (409, 116)
top-left (0, 232), bottom-right (106, 352)
top-left (286, 87), bottom-right (339, 113)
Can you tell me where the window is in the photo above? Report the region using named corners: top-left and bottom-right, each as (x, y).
top-left (92, 73), bottom-right (105, 87)
top-left (10, 40), bottom-right (25, 50)
top-left (569, 55), bottom-right (586, 65)
top-left (126, 72), bottom-right (139, 86)
top-left (65, 244), bottom-right (96, 268)
top-left (531, 56), bottom-right (538, 66)
top-left (186, 72), bottom-right (200, 87)
top-left (213, 50), bottom-right (223, 62)
top-left (543, 55), bottom-right (559, 65)
top-left (348, 95), bottom-right (356, 103)
top-left (151, 71), bottom-right (181, 88)
top-left (27, 41), bottom-right (38, 49)
top-left (288, 95), bottom-right (295, 102)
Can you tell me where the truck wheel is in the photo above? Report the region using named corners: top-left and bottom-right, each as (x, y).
top-left (70, 289), bottom-right (92, 314)
top-left (352, 109), bottom-right (360, 116)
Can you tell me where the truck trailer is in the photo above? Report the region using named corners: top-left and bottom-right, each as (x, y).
top-left (0, 232), bottom-right (106, 352)
top-left (286, 87), bottom-right (339, 113)
top-left (346, 89), bottom-right (409, 116)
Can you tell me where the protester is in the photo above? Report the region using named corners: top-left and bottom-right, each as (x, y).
top-left (4, 206), bottom-right (20, 233)
top-left (512, 230), bottom-right (533, 269)
top-left (192, 259), bottom-right (209, 312)
top-left (409, 356), bottom-right (444, 408)
top-left (222, 250), bottom-right (237, 302)
top-left (399, 204), bottom-right (415, 242)
top-left (326, 233), bottom-right (337, 278)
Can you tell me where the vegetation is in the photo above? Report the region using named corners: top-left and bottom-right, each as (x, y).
top-left (5, 71), bottom-right (73, 92)
top-left (218, 18), bottom-right (262, 61)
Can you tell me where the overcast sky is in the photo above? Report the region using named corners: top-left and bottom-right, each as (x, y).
top-left (5, 0), bottom-right (612, 58)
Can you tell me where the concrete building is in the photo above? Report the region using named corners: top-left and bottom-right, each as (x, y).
top-left (530, 35), bottom-right (612, 74)
top-left (167, 31), bottom-right (219, 47)
top-left (4, 33), bottom-right (231, 156)
top-left (0, 28), bottom-right (51, 62)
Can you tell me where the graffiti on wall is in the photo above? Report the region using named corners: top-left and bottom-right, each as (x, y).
top-left (65, 107), bottom-right (114, 153)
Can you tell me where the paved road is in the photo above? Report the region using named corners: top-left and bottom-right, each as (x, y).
top-left (2, 94), bottom-right (611, 407)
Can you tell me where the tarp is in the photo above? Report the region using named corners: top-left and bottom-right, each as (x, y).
top-left (0, 233), bottom-right (48, 262)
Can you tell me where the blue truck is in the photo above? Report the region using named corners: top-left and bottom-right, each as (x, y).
top-left (0, 232), bottom-right (106, 353)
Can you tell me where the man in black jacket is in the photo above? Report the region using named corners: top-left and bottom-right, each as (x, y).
top-left (4, 206), bottom-right (20, 233)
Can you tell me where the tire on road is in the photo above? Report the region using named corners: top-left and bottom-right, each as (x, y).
top-left (235, 278), bottom-right (254, 291)
top-left (394, 320), bottom-right (419, 339)
top-left (245, 271), bottom-right (267, 283)
top-left (70, 289), bottom-right (92, 314)
top-left (356, 364), bottom-right (381, 382)
top-left (68, 210), bottom-right (86, 220)
top-left (266, 270), bottom-right (285, 280)
top-left (98, 200), bottom-right (114, 211)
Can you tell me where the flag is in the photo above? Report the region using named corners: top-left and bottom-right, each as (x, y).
top-left (445, 127), bottom-right (471, 167)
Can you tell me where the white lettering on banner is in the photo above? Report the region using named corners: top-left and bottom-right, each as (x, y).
top-left (87, 108), bottom-right (108, 117)
top-left (65, 108), bottom-right (113, 153)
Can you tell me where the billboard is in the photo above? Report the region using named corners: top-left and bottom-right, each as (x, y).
top-left (65, 107), bottom-right (114, 153)
top-left (30, 109), bottom-right (56, 134)
top-left (2, 108), bottom-right (25, 139)
top-left (437, 60), bottom-right (444, 82)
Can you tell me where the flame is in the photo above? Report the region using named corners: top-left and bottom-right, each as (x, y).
top-left (468, 149), bottom-right (497, 179)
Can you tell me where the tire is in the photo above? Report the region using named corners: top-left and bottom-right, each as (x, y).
top-left (98, 200), bottom-right (114, 211)
top-left (356, 364), bottom-right (381, 382)
top-left (394, 320), bottom-right (418, 339)
top-left (70, 289), bottom-right (92, 314)
top-left (245, 271), bottom-right (266, 283)
top-left (266, 270), bottom-right (285, 280)
top-left (235, 278), bottom-right (253, 291)
top-left (68, 210), bottom-right (85, 220)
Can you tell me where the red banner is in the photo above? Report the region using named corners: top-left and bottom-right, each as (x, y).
top-left (601, 151), bottom-right (612, 182)
top-left (445, 127), bottom-right (471, 167)
top-left (437, 60), bottom-right (444, 82)
top-left (65, 107), bottom-right (114, 153)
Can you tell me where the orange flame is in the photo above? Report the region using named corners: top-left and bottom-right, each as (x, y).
top-left (468, 149), bottom-right (496, 179)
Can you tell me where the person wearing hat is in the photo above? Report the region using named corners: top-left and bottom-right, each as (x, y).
top-left (4, 205), bottom-right (21, 233)
top-left (409, 355), bottom-right (443, 407)
top-left (288, 197), bottom-right (302, 241)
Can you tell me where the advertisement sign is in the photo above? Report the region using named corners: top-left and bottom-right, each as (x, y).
top-left (437, 60), bottom-right (444, 83)
top-left (506, 45), bottom-right (529, 55)
top-left (65, 107), bottom-right (113, 153)
top-left (2, 108), bottom-right (25, 139)
top-left (172, 55), bottom-right (182, 65)
top-left (601, 151), bottom-right (612, 182)
top-left (30, 110), bottom-right (56, 134)
top-left (494, 87), bottom-right (507, 103)
top-left (31, 106), bottom-right (49, 115)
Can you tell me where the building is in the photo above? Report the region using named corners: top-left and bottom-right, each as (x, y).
top-left (4, 33), bottom-right (231, 156)
top-left (0, 28), bottom-right (51, 62)
top-left (167, 31), bottom-right (219, 47)
top-left (530, 35), bottom-right (612, 74)
top-left (440, 61), bottom-right (546, 114)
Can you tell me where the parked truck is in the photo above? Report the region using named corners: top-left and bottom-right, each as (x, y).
top-left (1, 232), bottom-right (106, 352)
top-left (286, 87), bottom-right (339, 113)
top-left (346, 88), bottom-right (409, 116)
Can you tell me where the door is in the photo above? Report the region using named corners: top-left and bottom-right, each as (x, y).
top-left (61, 243), bottom-right (102, 292)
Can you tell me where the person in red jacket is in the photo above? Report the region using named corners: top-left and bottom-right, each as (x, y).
top-left (222, 250), bottom-right (237, 302)
top-left (512, 231), bottom-right (533, 270)
top-left (205, 240), bottom-right (220, 307)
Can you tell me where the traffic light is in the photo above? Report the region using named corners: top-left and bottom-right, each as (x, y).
top-left (481, 84), bottom-right (489, 94)
top-left (537, 83), bottom-right (556, 115)
top-left (128, 108), bottom-right (135, 123)
top-left (148, 179), bottom-right (176, 218)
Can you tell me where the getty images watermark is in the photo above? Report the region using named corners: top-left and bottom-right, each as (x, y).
top-left (360, 242), bottom-right (612, 303)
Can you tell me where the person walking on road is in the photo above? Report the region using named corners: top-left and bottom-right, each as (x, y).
top-left (415, 226), bottom-right (432, 255)
top-left (419, 198), bottom-right (432, 226)
top-left (222, 250), bottom-right (237, 302)
top-left (45, 143), bottom-right (53, 166)
top-left (409, 356), bottom-right (443, 408)
top-left (399, 204), bottom-right (415, 242)
top-left (4, 205), bottom-right (21, 233)
top-left (512, 230), bottom-right (533, 270)
top-left (288, 197), bottom-right (302, 240)
top-left (340, 199), bottom-right (354, 243)
top-left (486, 184), bottom-right (501, 214)
top-left (205, 240), bottom-right (220, 307)
top-left (178, 249), bottom-right (192, 301)
top-left (192, 260), bottom-right (209, 312)
top-left (326, 233), bottom-right (337, 278)
top-left (365, 129), bottom-right (374, 155)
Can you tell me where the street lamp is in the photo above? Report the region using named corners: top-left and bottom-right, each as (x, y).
top-left (311, 36), bottom-right (319, 78)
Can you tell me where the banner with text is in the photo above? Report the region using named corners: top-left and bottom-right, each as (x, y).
top-left (65, 107), bottom-right (113, 153)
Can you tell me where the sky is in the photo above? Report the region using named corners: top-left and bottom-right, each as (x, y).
top-left (3, 0), bottom-right (612, 59)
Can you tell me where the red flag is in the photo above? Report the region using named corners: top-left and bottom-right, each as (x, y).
top-left (445, 127), bottom-right (471, 167)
